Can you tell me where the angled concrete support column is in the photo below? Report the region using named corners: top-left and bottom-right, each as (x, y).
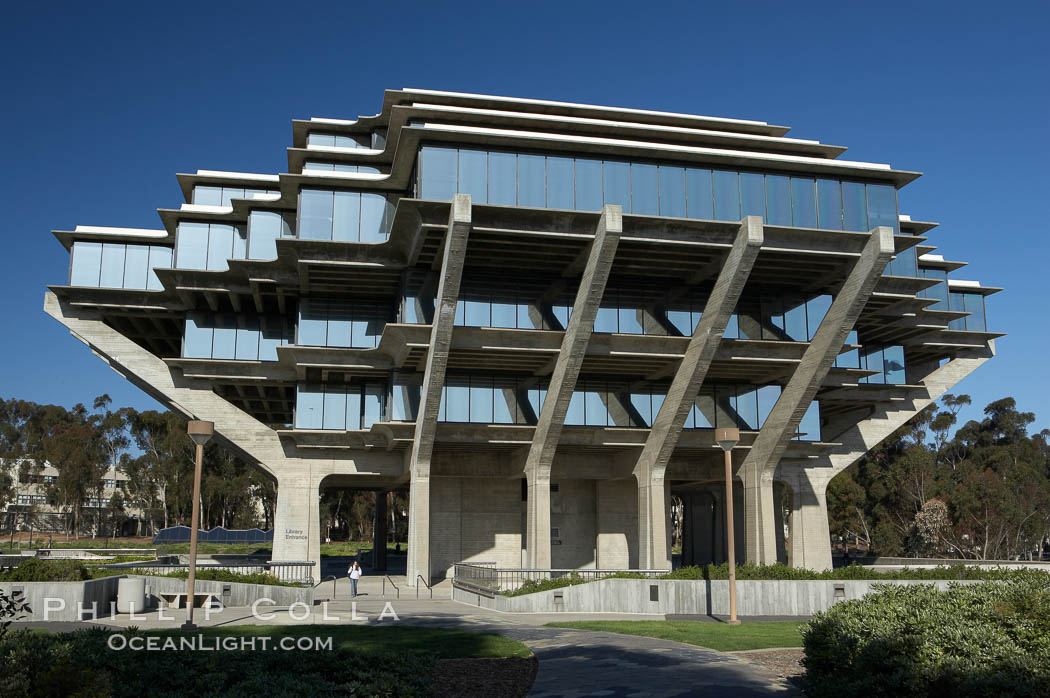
top-left (407, 195), bottom-right (471, 584)
top-left (524, 205), bottom-right (621, 569)
top-left (743, 226), bottom-right (894, 565)
top-left (272, 470), bottom-right (323, 582)
top-left (633, 217), bottom-right (763, 570)
top-left (778, 340), bottom-right (995, 571)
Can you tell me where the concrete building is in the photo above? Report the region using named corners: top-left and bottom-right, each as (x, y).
top-left (1, 459), bottom-right (145, 535)
top-left (45, 89), bottom-right (1000, 582)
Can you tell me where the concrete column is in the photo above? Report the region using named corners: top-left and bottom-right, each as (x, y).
top-left (373, 490), bottom-right (388, 571)
top-left (633, 217), bottom-right (763, 569)
top-left (407, 194), bottom-right (471, 585)
top-left (783, 468), bottom-right (832, 571)
top-left (271, 471), bottom-right (322, 582)
top-left (742, 226), bottom-right (895, 565)
top-left (523, 206), bottom-right (621, 569)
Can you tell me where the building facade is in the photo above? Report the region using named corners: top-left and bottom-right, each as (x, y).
top-left (1, 459), bottom-right (144, 535)
top-left (45, 89), bottom-right (1000, 582)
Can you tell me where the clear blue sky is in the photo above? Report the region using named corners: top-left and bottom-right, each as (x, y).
top-left (1, 1), bottom-right (1047, 433)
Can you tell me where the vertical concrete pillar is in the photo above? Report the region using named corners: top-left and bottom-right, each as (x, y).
top-left (633, 217), bottom-right (763, 569)
top-left (407, 195), bottom-right (471, 585)
top-left (784, 468), bottom-right (833, 571)
top-left (271, 471), bottom-right (322, 582)
top-left (742, 226), bottom-right (894, 565)
top-left (373, 490), bottom-right (388, 571)
top-left (523, 206), bottom-right (621, 569)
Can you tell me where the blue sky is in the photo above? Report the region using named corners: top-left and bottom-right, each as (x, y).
top-left (1, 1), bottom-right (1047, 433)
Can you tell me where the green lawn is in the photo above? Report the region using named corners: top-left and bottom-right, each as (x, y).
top-left (143, 624), bottom-right (532, 658)
top-left (546, 620), bottom-right (804, 651)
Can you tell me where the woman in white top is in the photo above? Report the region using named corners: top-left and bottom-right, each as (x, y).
top-left (348, 560), bottom-right (363, 597)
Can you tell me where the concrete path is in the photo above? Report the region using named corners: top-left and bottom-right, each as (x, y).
top-left (27, 596), bottom-right (799, 696)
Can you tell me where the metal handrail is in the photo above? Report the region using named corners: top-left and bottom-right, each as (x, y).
top-left (383, 575), bottom-right (400, 599)
top-left (315, 575), bottom-right (338, 599)
top-left (416, 574), bottom-right (433, 599)
top-left (451, 563), bottom-right (671, 595)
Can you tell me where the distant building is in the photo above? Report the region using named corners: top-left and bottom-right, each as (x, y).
top-left (1, 459), bottom-right (144, 535)
top-left (45, 89), bottom-right (1000, 581)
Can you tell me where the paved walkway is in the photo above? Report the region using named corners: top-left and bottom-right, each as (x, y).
top-left (26, 595), bottom-right (799, 696)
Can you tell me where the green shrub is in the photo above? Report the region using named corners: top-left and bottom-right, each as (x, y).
top-left (154, 568), bottom-right (295, 587)
top-left (801, 574), bottom-right (1050, 697)
top-left (0, 627), bottom-right (434, 697)
top-left (0, 558), bottom-right (90, 582)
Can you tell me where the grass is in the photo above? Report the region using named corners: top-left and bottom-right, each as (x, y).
top-left (138, 624), bottom-right (533, 658)
top-left (545, 620), bottom-right (804, 652)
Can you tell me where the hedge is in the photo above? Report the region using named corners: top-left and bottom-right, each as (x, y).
top-left (0, 558), bottom-right (297, 587)
top-left (501, 563), bottom-right (1046, 595)
top-left (0, 627), bottom-right (433, 697)
top-left (801, 574), bottom-right (1050, 697)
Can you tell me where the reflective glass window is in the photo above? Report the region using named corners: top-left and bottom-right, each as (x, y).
top-left (259, 317), bottom-right (285, 361)
top-left (965, 294), bottom-right (986, 331)
top-left (488, 152), bottom-right (516, 206)
top-left (347, 388), bottom-right (363, 429)
top-left (618, 307), bottom-right (643, 334)
top-left (121, 245), bottom-right (149, 290)
top-left (297, 299), bottom-right (328, 346)
top-left (206, 225), bottom-right (233, 271)
top-left (547, 157), bottom-right (574, 209)
top-left (574, 158), bottom-right (603, 210)
top-left (443, 381), bottom-right (469, 422)
top-left (211, 315), bottom-right (236, 359)
top-left (469, 377), bottom-right (494, 423)
top-left (712, 170), bottom-right (740, 221)
top-left (816, 179), bottom-right (843, 230)
top-left (235, 317), bottom-right (261, 360)
top-left (99, 243), bottom-right (126, 288)
top-left (299, 189), bottom-right (333, 240)
top-left (796, 401), bottom-right (821, 441)
top-left (458, 149), bottom-right (488, 203)
top-left (322, 385), bottom-right (347, 430)
top-left (183, 313), bottom-right (213, 358)
top-left (757, 385), bottom-right (780, 427)
top-left (594, 306), bottom-right (618, 333)
top-left (667, 310), bottom-right (692, 336)
top-left (658, 166), bottom-right (686, 218)
top-left (631, 163), bottom-right (659, 215)
top-left (806, 295), bottom-right (832, 340)
top-left (865, 184), bottom-right (899, 233)
top-left (765, 175), bottom-right (792, 226)
top-left (686, 168), bottom-right (713, 219)
top-left (517, 154), bottom-right (546, 207)
top-left (791, 177), bottom-right (817, 228)
top-left (420, 147), bottom-right (458, 201)
top-left (739, 173), bottom-right (765, 220)
top-left (392, 374), bottom-right (421, 421)
top-left (363, 384), bottom-right (383, 427)
top-left (584, 389), bottom-right (607, 426)
top-left (193, 186), bottom-right (222, 206)
top-left (147, 246), bottom-right (172, 290)
top-left (333, 191), bottom-right (360, 242)
top-left (295, 384), bottom-right (324, 429)
top-left (864, 348), bottom-right (885, 384)
top-left (631, 393), bottom-right (653, 426)
top-left (248, 211), bottom-right (284, 260)
top-left (602, 161), bottom-right (630, 212)
top-left (491, 302), bottom-right (516, 328)
top-left (692, 394), bottom-right (713, 428)
top-left (360, 193), bottom-right (390, 243)
top-left (884, 345), bottom-right (906, 383)
top-left (841, 182), bottom-right (868, 231)
top-left (736, 387), bottom-right (759, 429)
top-left (327, 303), bottom-right (352, 348)
top-left (565, 391), bottom-right (585, 425)
top-left (70, 241), bottom-right (102, 286)
top-left (493, 377), bottom-right (516, 424)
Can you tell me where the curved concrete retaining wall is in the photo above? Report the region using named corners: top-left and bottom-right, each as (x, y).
top-left (3, 576), bottom-right (312, 622)
top-left (454, 578), bottom-right (984, 616)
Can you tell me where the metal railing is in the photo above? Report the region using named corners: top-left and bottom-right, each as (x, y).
top-left (100, 560), bottom-right (316, 586)
top-left (452, 563), bottom-right (669, 596)
top-left (38, 548), bottom-right (158, 559)
top-left (316, 575), bottom-right (338, 599)
top-left (416, 575), bottom-right (433, 599)
top-left (383, 575), bottom-right (400, 599)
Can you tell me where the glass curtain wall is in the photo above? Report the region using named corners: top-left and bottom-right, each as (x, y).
top-left (297, 297), bottom-right (392, 348)
top-left (919, 267), bottom-right (950, 310)
top-left (860, 345), bottom-right (907, 384)
top-left (295, 382), bottom-right (385, 430)
top-left (307, 133), bottom-right (371, 148)
top-left (183, 312), bottom-right (292, 361)
top-left (297, 188), bottom-right (395, 242)
top-left (303, 161), bottom-right (381, 174)
top-left (418, 146), bottom-right (900, 236)
top-left (175, 222), bottom-right (247, 271)
top-left (69, 241), bottom-right (172, 290)
top-left (948, 292), bottom-right (987, 331)
top-left (192, 186), bottom-right (278, 205)
top-left (246, 211), bottom-right (295, 260)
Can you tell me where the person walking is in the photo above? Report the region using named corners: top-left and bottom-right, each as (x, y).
top-left (349, 560), bottom-right (363, 597)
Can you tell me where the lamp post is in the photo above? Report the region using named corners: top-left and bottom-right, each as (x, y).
top-left (715, 427), bottom-right (741, 625)
top-left (181, 420), bottom-right (213, 632)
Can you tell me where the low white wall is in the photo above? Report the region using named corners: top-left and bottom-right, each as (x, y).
top-left (454, 578), bottom-right (984, 616)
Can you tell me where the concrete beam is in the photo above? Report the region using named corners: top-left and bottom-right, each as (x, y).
top-left (778, 340), bottom-right (994, 571)
top-left (742, 226), bottom-right (895, 565)
top-left (524, 205), bottom-right (622, 569)
top-left (633, 216), bottom-right (764, 569)
top-left (407, 194), bottom-right (471, 584)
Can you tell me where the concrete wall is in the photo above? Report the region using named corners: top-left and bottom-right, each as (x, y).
top-left (552, 479), bottom-right (597, 569)
top-left (596, 478), bottom-right (637, 569)
top-left (1, 577), bottom-right (122, 621)
top-left (137, 575), bottom-right (313, 607)
top-left (432, 476), bottom-right (522, 578)
top-left (454, 578), bottom-right (984, 616)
